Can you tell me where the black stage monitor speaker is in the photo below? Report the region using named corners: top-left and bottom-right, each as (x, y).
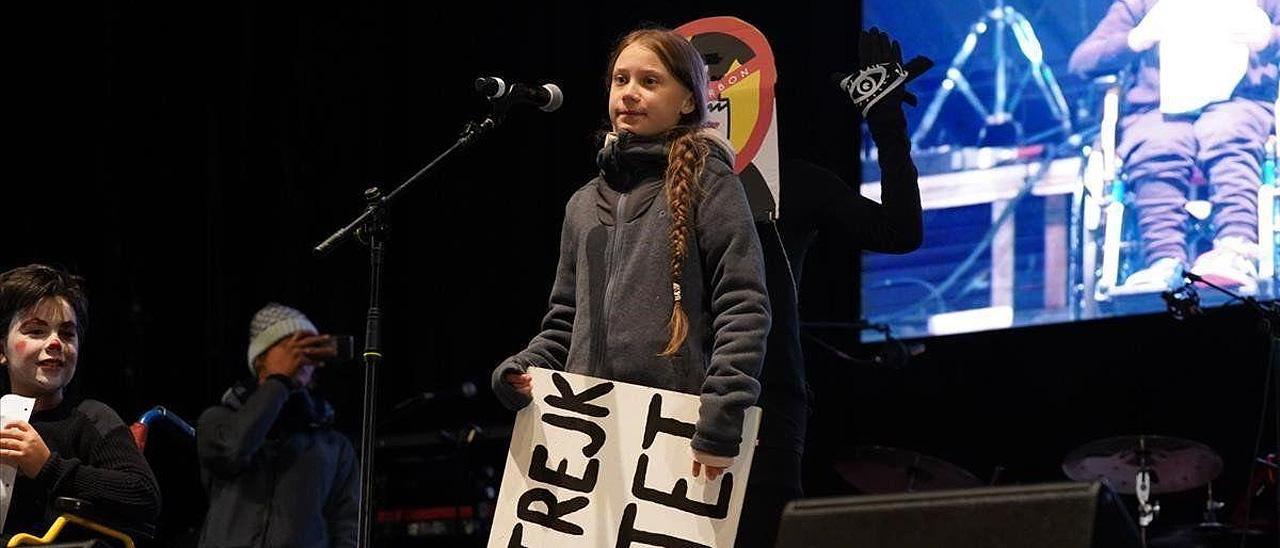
top-left (775, 482), bottom-right (1139, 548)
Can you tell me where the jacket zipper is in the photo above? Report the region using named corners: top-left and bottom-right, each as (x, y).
top-left (593, 192), bottom-right (627, 374)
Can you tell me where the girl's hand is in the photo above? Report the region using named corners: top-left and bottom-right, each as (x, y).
top-left (503, 372), bottom-right (533, 397)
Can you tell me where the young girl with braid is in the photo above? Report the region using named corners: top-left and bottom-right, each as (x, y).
top-left (491, 27), bottom-right (771, 480)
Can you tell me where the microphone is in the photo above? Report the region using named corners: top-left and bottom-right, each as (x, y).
top-left (474, 77), bottom-right (564, 113)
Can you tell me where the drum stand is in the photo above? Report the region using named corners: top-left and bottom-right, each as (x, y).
top-left (910, 0), bottom-right (1072, 148)
top-left (1134, 439), bottom-right (1159, 547)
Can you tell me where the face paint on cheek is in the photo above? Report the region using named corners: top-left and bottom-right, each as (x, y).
top-left (14, 340), bottom-right (26, 355)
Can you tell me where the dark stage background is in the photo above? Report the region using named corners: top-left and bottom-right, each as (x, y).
top-left (8, 0), bottom-right (1278, 544)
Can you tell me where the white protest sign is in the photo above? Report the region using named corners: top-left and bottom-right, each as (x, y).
top-left (0, 394), bottom-right (36, 534)
top-left (488, 368), bottom-right (761, 547)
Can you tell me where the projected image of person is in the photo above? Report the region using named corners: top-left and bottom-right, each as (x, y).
top-left (1070, 0), bottom-right (1279, 295)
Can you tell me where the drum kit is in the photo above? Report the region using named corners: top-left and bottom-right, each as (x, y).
top-left (833, 436), bottom-right (1272, 547)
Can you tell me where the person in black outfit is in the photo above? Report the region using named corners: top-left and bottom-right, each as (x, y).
top-left (735, 28), bottom-right (924, 548)
top-left (0, 264), bottom-right (161, 539)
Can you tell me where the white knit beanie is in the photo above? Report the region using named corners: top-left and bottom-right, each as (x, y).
top-left (246, 303), bottom-right (317, 374)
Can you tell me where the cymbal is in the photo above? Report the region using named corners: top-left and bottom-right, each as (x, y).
top-left (1061, 435), bottom-right (1223, 495)
top-left (833, 445), bottom-right (983, 494)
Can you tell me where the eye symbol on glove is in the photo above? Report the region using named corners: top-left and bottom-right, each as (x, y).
top-left (841, 62), bottom-right (908, 116)
top-left (847, 65), bottom-right (886, 103)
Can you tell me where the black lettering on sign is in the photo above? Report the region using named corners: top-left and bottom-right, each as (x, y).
top-left (541, 413), bottom-right (607, 457)
top-left (615, 503), bottom-right (711, 548)
top-left (544, 372), bottom-right (614, 417)
top-left (643, 394), bottom-right (695, 450)
top-left (516, 488), bottom-right (590, 536)
top-left (529, 444), bottom-right (600, 493)
top-left (631, 454), bottom-right (732, 519)
top-left (507, 523), bottom-right (531, 548)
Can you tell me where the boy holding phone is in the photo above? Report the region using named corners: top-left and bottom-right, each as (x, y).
top-left (195, 303), bottom-right (358, 548)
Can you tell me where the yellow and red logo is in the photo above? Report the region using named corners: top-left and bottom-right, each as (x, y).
top-left (675, 17), bottom-right (777, 175)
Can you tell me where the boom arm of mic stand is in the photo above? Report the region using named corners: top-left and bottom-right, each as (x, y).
top-left (313, 116), bottom-right (498, 256)
top-left (314, 200), bottom-right (382, 256)
top-left (1182, 271), bottom-right (1279, 317)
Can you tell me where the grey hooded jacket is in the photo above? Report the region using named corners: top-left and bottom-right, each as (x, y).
top-left (491, 130), bottom-right (771, 457)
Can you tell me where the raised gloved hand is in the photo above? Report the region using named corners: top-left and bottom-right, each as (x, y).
top-left (838, 27), bottom-right (934, 118)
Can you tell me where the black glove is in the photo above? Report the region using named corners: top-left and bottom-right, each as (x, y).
top-left (839, 27), bottom-right (933, 118)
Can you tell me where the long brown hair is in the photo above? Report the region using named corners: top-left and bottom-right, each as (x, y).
top-left (606, 28), bottom-right (711, 357)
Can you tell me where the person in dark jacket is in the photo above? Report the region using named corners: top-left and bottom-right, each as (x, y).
top-left (196, 303), bottom-right (358, 548)
top-left (0, 264), bottom-right (161, 539)
top-left (491, 27), bottom-right (771, 480)
top-left (1069, 0), bottom-right (1278, 295)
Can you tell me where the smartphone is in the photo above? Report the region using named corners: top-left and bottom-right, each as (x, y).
top-left (325, 334), bottom-right (355, 364)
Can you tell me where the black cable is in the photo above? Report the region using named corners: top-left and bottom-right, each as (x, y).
top-left (801, 330), bottom-right (867, 364)
top-left (1239, 330), bottom-right (1271, 547)
top-left (1241, 313), bottom-right (1279, 548)
top-left (864, 277), bottom-right (948, 324)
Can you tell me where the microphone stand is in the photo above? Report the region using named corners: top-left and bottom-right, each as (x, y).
top-left (313, 106), bottom-right (508, 548)
top-left (1165, 272), bottom-right (1280, 538)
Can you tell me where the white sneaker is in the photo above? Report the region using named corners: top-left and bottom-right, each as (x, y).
top-left (1191, 236), bottom-right (1258, 295)
top-left (1112, 257), bottom-right (1185, 295)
